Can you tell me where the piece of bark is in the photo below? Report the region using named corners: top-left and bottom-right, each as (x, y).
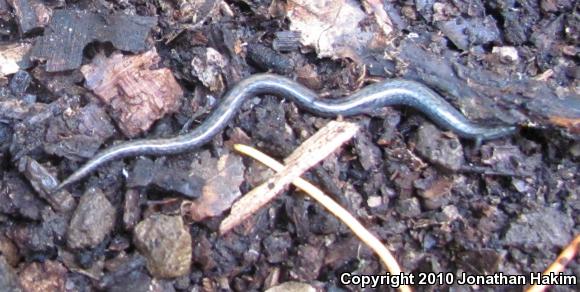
top-left (398, 41), bottom-right (580, 135)
top-left (97, 254), bottom-right (148, 290)
top-left (127, 157), bottom-right (204, 198)
top-left (9, 96), bottom-right (81, 161)
top-left (415, 176), bottom-right (453, 210)
top-left (272, 31), bottom-right (301, 52)
top-left (81, 50), bottom-right (183, 137)
top-left (9, 70), bottom-right (31, 96)
top-left (31, 10), bottom-right (157, 72)
top-left (246, 43), bottom-right (295, 74)
top-left (220, 121), bottom-right (359, 233)
top-left (17, 156), bottom-right (75, 212)
top-left (30, 66), bottom-right (85, 95)
top-left (412, 122), bottom-right (464, 171)
top-left (123, 189), bottom-right (142, 230)
top-left (7, 0), bottom-right (51, 34)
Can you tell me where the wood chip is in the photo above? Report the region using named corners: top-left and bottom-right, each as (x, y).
top-left (220, 120), bottom-right (359, 233)
top-left (549, 116), bottom-right (580, 135)
top-left (81, 49), bottom-right (183, 137)
top-left (0, 43), bottom-right (31, 77)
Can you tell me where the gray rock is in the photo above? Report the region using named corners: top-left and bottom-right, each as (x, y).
top-left (9, 70), bottom-right (31, 96)
top-left (438, 16), bottom-right (501, 51)
top-left (414, 122), bottom-right (464, 171)
top-left (395, 198), bottom-right (422, 218)
top-left (504, 207), bottom-right (573, 248)
top-left (133, 214), bottom-right (192, 278)
top-left (67, 188), bottom-right (115, 249)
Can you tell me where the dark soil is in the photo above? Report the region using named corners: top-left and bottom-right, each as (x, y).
top-left (0, 0), bottom-right (578, 291)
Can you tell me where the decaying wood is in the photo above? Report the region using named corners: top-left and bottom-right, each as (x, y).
top-left (0, 43), bottom-right (31, 77)
top-left (220, 120), bottom-right (360, 234)
top-left (81, 50), bottom-right (183, 137)
top-left (31, 10), bottom-right (156, 72)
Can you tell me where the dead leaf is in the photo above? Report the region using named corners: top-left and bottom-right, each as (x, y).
top-left (184, 151), bottom-right (245, 221)
top-left (190, 47), bottom-right (227, 92)
top-left (285, 0), bottom-right (392, 61)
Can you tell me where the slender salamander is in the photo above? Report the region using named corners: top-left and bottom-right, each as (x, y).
top-left (56, 73), bottom-right (516, 190)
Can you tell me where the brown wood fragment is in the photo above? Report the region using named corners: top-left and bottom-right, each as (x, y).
top-left (81, 50), bottom-right (183, 137)
top-left (272, 31), bottom-right (301, 52)
top-left (17, 156), bottom-right (76, 212)
top-left (0, 235), bottom-right (20, 266)
top-left (549, 116), bottom-right (580, 134)
top-left (0, 42), bottom-right (31, 76)
top-left (123, 189), bottom-right (142, 230)
top-left (220, 120), bottom-right (359, 234)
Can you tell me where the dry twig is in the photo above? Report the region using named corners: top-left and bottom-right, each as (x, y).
top-left (220, 121), bottom-right (360, 233)
top-left (231, 144), bottom-right (411, 292)
top-left (526, 234), bottom-right (580, 292)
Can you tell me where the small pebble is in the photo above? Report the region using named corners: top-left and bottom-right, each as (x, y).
top-left (492, 46), bottom-right (519, 63)
top-left (367, 195), bottom-right (383, 208)
top-left (9, 70), bottom-right (31, 96)
top-left (133, 214), bottom-right (192, 278)
top-left (395, 198), bottom-right (422, 218)
top-left (414, 122), bottom-right (464, 171)
top-left (67, 188), bottom-right (115, 249)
